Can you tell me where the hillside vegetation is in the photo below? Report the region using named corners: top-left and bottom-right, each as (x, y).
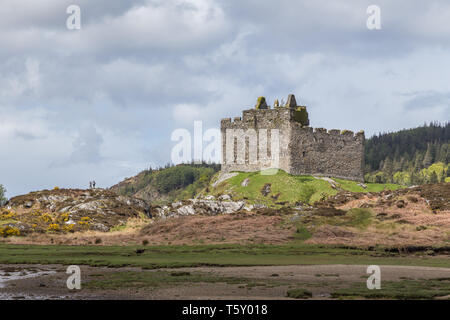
top-left (110, 163), bottom-right (220, 205)
top-left (0, 188), bottom-right (150, 237)
top-left (205, 170), bottom-right (403, 207)
top-left (365, 122), bottom-right (450, 185)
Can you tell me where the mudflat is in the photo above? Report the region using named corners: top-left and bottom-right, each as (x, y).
top-left (1, 264), bottom-right (449, 300)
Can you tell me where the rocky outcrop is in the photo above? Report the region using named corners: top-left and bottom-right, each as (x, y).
top-left (1, 188), bottom-right (151, 235)
top-left (153, 195), bottom-right (255, 218)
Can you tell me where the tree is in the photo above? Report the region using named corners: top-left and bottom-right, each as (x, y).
top-left (0, 185), bottom-right (7, 206)
top-left (429, 171), bottom-right (438, 184)
top-left (422, 144), bottom-right (433, 168)
top-left (382, 157), bottom-right (394, 182)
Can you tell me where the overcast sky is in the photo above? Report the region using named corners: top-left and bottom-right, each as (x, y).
top-left (0, 0), bottom-right (449, 197)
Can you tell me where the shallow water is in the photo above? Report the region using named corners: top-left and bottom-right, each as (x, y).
top-left (0, 268), bottom-right (56, 288)
top-left (0, 267), bottom-right (59, 300)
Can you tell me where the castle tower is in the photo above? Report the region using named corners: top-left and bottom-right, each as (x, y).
top-left (220, 94), bottom-right (365, 182)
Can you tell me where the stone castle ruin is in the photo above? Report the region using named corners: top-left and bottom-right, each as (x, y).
top-left (221, 94), bottom-right (365, 182)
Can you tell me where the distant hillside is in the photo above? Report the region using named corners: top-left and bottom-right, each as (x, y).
top-left (110, 163), bottom-right (221, 205)
top-left (365, 122), bottom-right (450, 185)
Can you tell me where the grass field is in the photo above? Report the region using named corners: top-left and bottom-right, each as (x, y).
top-left (331, 278), bottom-right (450, 299)
top-left (209, 170), bottom-right (403, 206)
top-left (0, 242), bottom-right (448, 268)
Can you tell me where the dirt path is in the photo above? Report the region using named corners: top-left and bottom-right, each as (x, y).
top-left (0, 264), bottom-right (449, 300)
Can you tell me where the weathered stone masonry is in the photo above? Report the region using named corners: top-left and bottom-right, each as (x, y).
top-left (221, 94), bottom-right (365, 182)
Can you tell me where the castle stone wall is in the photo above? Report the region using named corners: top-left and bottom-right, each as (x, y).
top-left (288, 124), bottom-right (365, 181)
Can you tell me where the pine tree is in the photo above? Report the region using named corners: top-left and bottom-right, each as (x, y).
top-left (410, 171), bottom-right (417, 185)
top-left (430, 171), bottom-right (438, 184)
top-left (414, 153), bottom-right (423, 171)
top-left (423, 144), bottom-right (433, 168)
top-left (382, 157), bottom-right (394, 182)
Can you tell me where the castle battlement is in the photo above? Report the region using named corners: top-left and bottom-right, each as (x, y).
top-left (220, 94), bottom-right (365, 182)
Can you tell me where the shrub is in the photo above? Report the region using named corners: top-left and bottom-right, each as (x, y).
top-left (63, 224), bottom-right (75, 232)
top-left (40, 213), bottom-right (53, 224)
top-left (142, 239), bottom-right (149, 246)
top-left (78, 217), bottom-right (92, 226)
top-left (0, 209), bottom-right (16, 220)
top-left (294, 225), bottom-right (312, 241)
top-left (57, 213), bottom-right (70, 223)
top-left (47, 224), bottom-right (60, 232)
top-left (0, 226), bottom-right (21, 237)
top-left (345, 208), bottom-right (373, 229)
top-left (293, 107), bottom-right (309, 126)
top-left (95, 238), bottom-right (102, 244)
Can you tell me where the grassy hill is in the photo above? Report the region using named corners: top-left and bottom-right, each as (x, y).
top-left (204, 170), bottom-right (403, 207)
top-left (110, 163), bottom-right (220, 205)
top-left (110, 163), bottom-right (404, 207)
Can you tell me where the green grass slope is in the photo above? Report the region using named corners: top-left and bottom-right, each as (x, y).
top-left (207, 170), bottom-right (403, 207)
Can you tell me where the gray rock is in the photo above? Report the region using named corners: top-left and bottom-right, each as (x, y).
top-left (218, 194), bottom-right (231, 201)
top-left (24, 201), bottom-right (34, 208)
top-left (221, 201), bottom-right (245, 213)
top-left (176, 205), bottom-right (196, 216)
top-left (92, 223), bottom-right (109, 232)
top-left (253, 203), bottom-right (268, 210)
top-left (212, 172), bottom-right (238, 187)
top-left (171, 201), bottom-right (183, 208)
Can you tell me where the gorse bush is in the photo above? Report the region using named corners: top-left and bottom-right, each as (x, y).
top-left (0, 209), bottom-right (15, 220)
top-left (0, 226), bottom-right (20, 237)
top-left (47, 224), bottom-right (60, 232)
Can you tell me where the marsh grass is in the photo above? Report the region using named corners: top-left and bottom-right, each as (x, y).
top-left (0, 243), bottom-right (448, 268)
top-left (332, 278), bottom-right (450, 299)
